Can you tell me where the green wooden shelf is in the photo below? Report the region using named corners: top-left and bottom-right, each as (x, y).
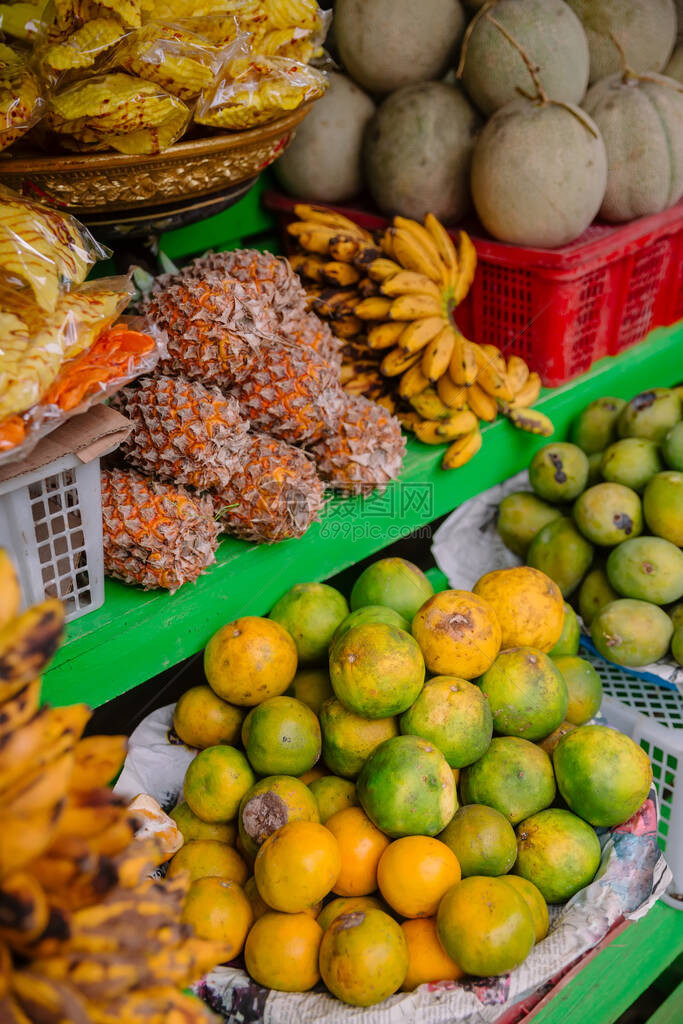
top-left (42, 324), bottom-right (683, 709)
top-left (534, 901), bottom-right (683, 1024)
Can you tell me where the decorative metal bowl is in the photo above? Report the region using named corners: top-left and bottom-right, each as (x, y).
top-left (0, 103), bottom-right (312, 216)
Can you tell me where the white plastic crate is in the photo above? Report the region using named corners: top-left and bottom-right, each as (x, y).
top-left (0, 452), bottom-right (105, 623)
top-left (586, 651), bottom-right (683, 909)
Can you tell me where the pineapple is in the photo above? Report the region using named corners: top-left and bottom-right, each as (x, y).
top-left (231, 340), bottom-right (345, 444)
top-left (213, 434), bottom-right (325, 543)
top-left (112, 376), bottom-right (326, 544)
top-left (101, 467), bottom-right (219, 592)
top-left (178, 249), bottom-right (342, 368)
top-left (111, 374), bottom-right (248, 489)
top-left (141, 272), bottom-right (266, 390)
top-left (309, 394), bottom-right (406, 495)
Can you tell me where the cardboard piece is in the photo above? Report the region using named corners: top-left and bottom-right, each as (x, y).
top-left (0, 405), bottom-right (131, 485)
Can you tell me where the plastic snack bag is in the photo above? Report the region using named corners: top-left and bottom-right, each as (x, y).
top-left (45, 71), bottom-right (191, 153)
top-left (0, 186), bottom-right (110, 312)
top-left (0, 43), bottom-right (43, 151)
top-left (140, 0), bottom-right (256, 22)
top-left (0, 0), bottom-right (49, 42)
top-left (106, 19), bottom-right (248, 101)
top-left (53, 0), bottom-right (142, 32)
top-left (0, 276), bottom-right (134, 423)
top-left (37, 18), bottom-right (128, 85)
top-left (195, 55), bottom-right (327, 130)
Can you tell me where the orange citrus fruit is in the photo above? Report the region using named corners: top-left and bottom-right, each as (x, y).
top-left (325, 806), bottom-right (390, 897)
top-left (437, 876), bottom-right (535, 976)
top-left (173, 685), bottom-right (245, 749)
top-left (317, 895), bottom-right (385, 932)
top-left (319, 909), bottom-right (409, 1006)
top-left (166, 840), bottom-right (248, 885)
top-left (181, 877), bottom-right (252, 958)
top-left (502, 875), bottom-right (549, 943)
top-left (183, 745), bottom-right (254, 823)
top-left (245, 911), bottom-right (323, 991)
top-left (170, 802), bottom-right (236, 845)
top-left (254, 820), bottom-right (340, 913)
top-left (204, 616), bottom-right (297, 706)
top-left (401, 917), bottom-right (464, 991)
top-left (377, 836), bottom-right (461, 918)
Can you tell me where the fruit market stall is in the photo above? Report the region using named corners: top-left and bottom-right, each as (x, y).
top-left (2, 0), bottom-right (683, 1021)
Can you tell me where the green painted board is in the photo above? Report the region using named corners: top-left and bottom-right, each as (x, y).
top-left (533, 901), bottom-right (683, 1024)
top-left (42, 324), bottom-right (683, 708)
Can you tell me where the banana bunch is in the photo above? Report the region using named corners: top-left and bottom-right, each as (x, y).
top-left (0, 551), bottom-right (224, 1024)
top-left (287, 205), bottom-right (553, 470)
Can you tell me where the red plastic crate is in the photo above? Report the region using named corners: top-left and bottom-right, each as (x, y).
top-left (264, 191), bottom-right (683, 386)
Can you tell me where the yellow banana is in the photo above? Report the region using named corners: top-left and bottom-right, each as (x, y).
top-left (336, 238), bottom-right (382, 264)
top-left (0, 551), bottom-right (20, 630)
top-left (380, 270), bottom-right (442, 300)
top-left (398, 316), bottom-right (444, 354)
top-left (299, 255), bottom-right (326, 282)
top-left (409, 387), bottom-right (453, 420)
top-left (357, 276), bottom-right (379, 297)
top-left (366, 257), bottom-right (402, 282)
top-left (397, 361), bottom-right (431, 398)
top-left (71, 736), bottom-right (128, 791)
top-left (293, 205), bottom-right (372, 240)
top-left (442, 427), bottom-right (483, 470)
top-left (437, 374), bottom-right (469, 410)
top-left (0, 599), bottom-right (64, 693)
top-left (367, 322), bottom-right (405, 350)
top-left (396, 411), bottom-right (423, 433)
top-left (381, 347), bottom-right (422, 377)
top-left (355, 296), bottom-right (393, 320)
top-left (507, 354), bottom-right (530, 395)
top-left (504, 407), bottom-right (554, 437)
top-left (1, 749), bottom-right (74, 817)
top-left (312, 290), bottom-right (359, 318)
top-left (330, 315), bottom-right (363, 339)
top-left (449, 334), bottom-right (478, 386)
top-left (389, 294), bottom-right (443, 321)
top-left (0, 677), bottom-right (42, 740)
top-left (509, 371), bottom-right (542, 408)
top-left (0, 871), bottom-right (49, 947)
top-left (474, 344), bottom-right (514, 402)
top-left (323, 261), bottom-right (361, 287)
top-left (0, 706), bottom-right (58, 793)
top-left (375, 393), bottom-right (397, 414)
top-left (414, 410), bottom-right (479, 445)
top-left (422, 325), bottom-right (456, 383)
top-left (0, 805), bottom-right (64, 877)
top-left (388, 228), bottom-right (443, 284)
top-left (393, 216), bottom-right (448, 285)
top-left (453, 230), bottom-right (477, 304)
top-left (467, 382), bottom-right (499, 422)
top-left (424, 212), bottom-right (458, 287)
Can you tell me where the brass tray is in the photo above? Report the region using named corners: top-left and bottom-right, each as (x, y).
top-left (0, 103), bottom-right (312, 216)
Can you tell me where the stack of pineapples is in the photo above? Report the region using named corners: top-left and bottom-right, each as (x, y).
top-left (104, 248), bottom-right (406, 591)
top-left (287, 206), bottom-right (554, 469)
top-left (0, 550), bottom-right (224, 1023)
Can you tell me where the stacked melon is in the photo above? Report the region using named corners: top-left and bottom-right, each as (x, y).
top-left (275, 0), bottom-right (683, 246)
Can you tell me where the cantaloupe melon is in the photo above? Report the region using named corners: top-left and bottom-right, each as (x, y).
top-left (583, 73), bottom-right (683, 222)
top-left (461, 0), bottom-right (590, 117)
top-left (567, 0), bottom-right (677, 83)
top-left (363, 82), bottom-right (481, 223)
top-left (665, 44), bottom-right (683, 84)
top-left (334, 0), bottom-right (465, 96)
top-left (470, 98), bottom-right (607, 247)
top-left (273, 73), bottom-right (375, 202)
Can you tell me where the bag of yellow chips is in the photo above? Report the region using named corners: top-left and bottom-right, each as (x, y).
top-left (195, 55), bottom-right (326, 131)
top-left (37, 18), bottom-right (128, 85)
top-left (0, 186), bottom-right (109, 313)
top-left (0, 43), bottom-right (44, 151)
top-left (0, 0), bottom-right (49, 43)
top-left (45, 71), bottom-right (191, 153)
top-left (104, 19), bottom-right (248, 101)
